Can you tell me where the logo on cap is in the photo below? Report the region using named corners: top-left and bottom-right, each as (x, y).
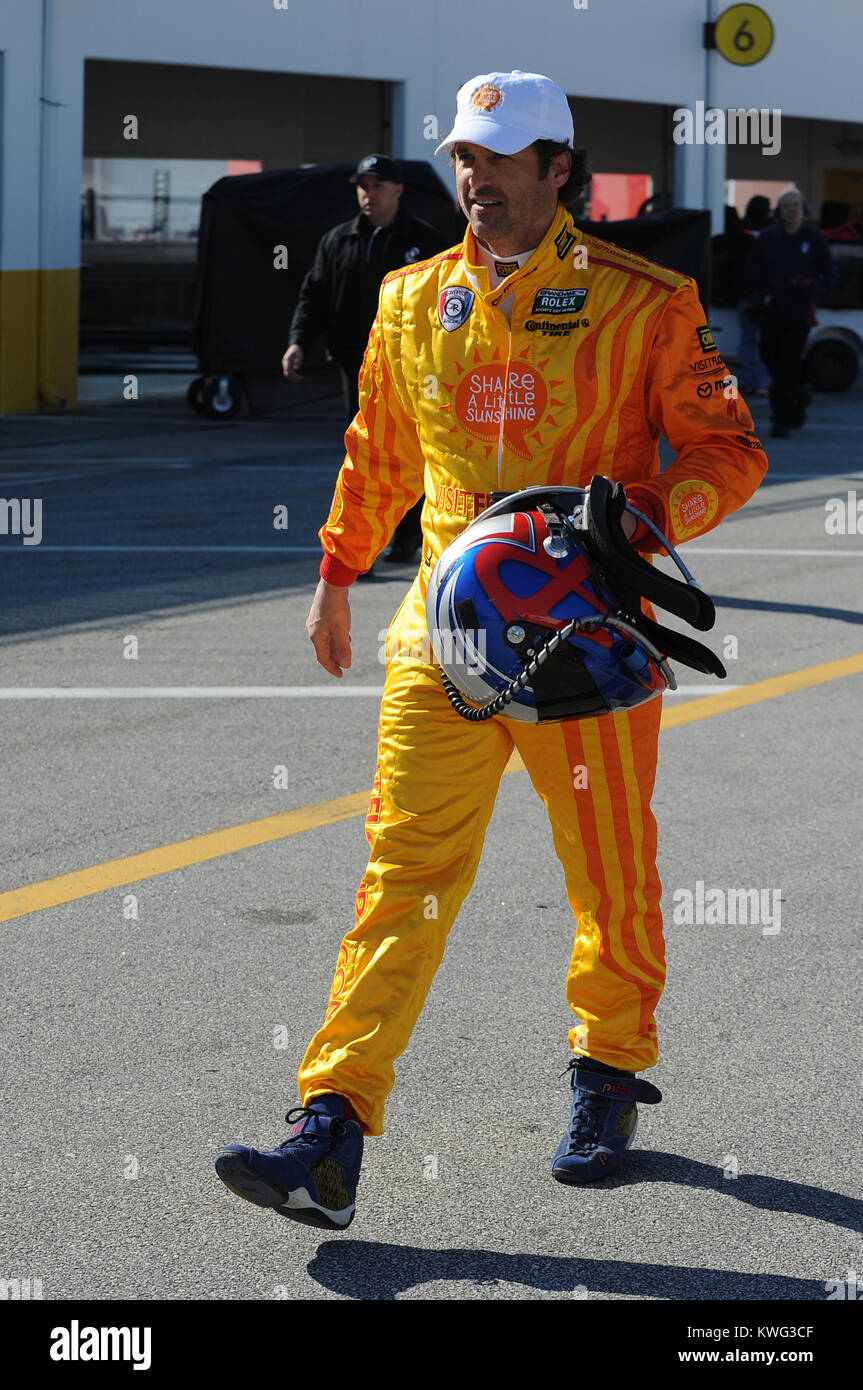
top-left (439, 286), bottom-right (475, 331)
top-left (472, 83), bottom-right (504, 113)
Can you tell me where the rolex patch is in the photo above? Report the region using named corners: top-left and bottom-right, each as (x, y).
top-left (531, 286), bottom-right (588, 315)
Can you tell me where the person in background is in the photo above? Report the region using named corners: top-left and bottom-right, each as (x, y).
top-left (733, 195), bottom-right (772, 397)
top-left (283, 155), bottom-right (447, 565)
top-left (747, 188), bottom-right (834, 437)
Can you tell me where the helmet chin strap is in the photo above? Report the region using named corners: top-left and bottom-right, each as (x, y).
top-left (438, 609), bottom-right (678, 724)
top-left (438, 614), bottom-right (586, 722)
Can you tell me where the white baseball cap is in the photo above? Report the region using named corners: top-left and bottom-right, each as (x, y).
top-left (434, 70), bottom-right (574, 157)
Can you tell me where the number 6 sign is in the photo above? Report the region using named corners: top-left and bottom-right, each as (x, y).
top-left (713, 4), bottom-right (774, 66)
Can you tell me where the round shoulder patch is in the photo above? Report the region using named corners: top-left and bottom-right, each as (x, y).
top-left (669, 480), bottom-right (719, 538)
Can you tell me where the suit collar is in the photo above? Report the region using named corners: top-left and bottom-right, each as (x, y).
top-left (461, 203), bottom-right (582, 298)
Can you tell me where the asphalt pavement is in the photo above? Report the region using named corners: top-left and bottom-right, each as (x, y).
top-left (1, 372), bottom-right (861, 1303)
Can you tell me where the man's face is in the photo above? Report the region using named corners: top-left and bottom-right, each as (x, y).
top-left (355, 176), bottom-right (402, 227)
top-left (452, 141), bottom-right (571, 256)
top-left (778, 193), bottom-right (804, 233)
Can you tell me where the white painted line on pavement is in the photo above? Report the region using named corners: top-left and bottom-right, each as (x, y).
top-left (0, 545), bottom-right (322, 554)
top-left (682, 547), bottom-right (863, 557)
top-left (8, 544), bottom-right (852, 558)
top-left (0, 687), bottom-right (385, 698)
top-left (0, 684), bottom-right (738, 699)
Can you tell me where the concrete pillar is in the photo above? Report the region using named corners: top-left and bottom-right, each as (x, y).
top-left (672, 113), bottom-right (728, 236)
top-left (0, 1), bottom-right (82, 414)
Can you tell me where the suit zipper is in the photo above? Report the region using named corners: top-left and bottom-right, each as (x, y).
top-left (497, 323), bottom-right (511, 488)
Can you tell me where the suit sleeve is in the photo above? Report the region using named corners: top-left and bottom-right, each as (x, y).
top-left (318, 275), bottom-right (426, 585)
top-left (626, 280), bottom-right (768, 550)
top-left (289, 232), bottom-right (331, 352)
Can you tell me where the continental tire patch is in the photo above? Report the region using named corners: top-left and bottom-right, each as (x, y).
top-left (669, 480), bottom-right (720, 538)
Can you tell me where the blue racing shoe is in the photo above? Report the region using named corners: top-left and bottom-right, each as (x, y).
top-left (215, 1094), bottom-right (363, 1229)
top-left (552, 1058), bottom-right (662, 1183)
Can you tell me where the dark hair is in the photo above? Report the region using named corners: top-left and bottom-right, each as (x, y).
top-left (448, 139), bottom-right (591, 206)
top-left (742, 194), bottom-right (771, 230)
top-left (532, 139), bottom-right (591, 205)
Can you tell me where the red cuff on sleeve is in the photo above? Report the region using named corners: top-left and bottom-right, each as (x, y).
top-left (319, 553), bottom-right (360, 586)
top-left (623, 484), bottom-right (668, 552)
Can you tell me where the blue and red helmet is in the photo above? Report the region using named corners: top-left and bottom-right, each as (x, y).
top-left (425, 477), bottom-right (726, 723)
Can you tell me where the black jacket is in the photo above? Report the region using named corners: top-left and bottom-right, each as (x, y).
top-left (289, 206), bottom-right (447, 367)
top-left (746, 221), bottom-right (835, 323)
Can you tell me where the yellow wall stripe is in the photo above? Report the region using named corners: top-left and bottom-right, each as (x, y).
top-left (0, 268), bottom-right (79, 414)
top-left (2, 651), bottom-right (861, 923)
top-left (0, 270), bottom-right (40, 414)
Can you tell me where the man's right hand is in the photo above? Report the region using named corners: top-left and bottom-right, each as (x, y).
top-left (282, 344), bottom-right (304, 380)
top-left (306, 578), bottom-right (352, 677)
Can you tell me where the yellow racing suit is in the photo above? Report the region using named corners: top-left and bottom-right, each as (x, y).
top-left (299, 202), bottom-right (767, 1135)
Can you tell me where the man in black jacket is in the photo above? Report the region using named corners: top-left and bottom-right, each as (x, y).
top-left (283, 155), bottom-right (447, 561)
top-left (747, 189), bottom-right (834, 437)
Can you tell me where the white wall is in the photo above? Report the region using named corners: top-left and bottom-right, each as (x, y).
top-left (3, 0), bottom-right (862, 271)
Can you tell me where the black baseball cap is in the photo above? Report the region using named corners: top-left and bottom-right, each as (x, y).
top-left (349, 154), bottom-right (402, 184)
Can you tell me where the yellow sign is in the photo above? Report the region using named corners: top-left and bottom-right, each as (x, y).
top-left (714, 4), bottom-right (774, 66)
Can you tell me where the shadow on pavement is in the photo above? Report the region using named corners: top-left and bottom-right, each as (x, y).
top-left (301, 1148), bottom-right (858, 1299)
top-left (620, 1150), bottom-right (862, 1235)
top-left (306, 1240), bottom-right (828, 1300)
top-left (711, 595), bottom-right (863, 626)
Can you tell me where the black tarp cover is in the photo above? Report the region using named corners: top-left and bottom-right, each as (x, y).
top-left (575, 207), bottom-right (712, 307)
top-left (192, 161), bottom-right (462, 373)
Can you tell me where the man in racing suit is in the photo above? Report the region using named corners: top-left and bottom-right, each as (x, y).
top-left (216, 71), bottom-right (767, 1230)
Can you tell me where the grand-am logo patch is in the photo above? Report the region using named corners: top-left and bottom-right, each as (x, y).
top-left (531, 287), bottom-right (588, 315)
top-left (438, 286), bottom-right (475, 332)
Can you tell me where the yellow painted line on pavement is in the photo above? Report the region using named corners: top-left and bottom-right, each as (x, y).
top-left (0, 794), bottom-right (369, 924)
top-left (2, 651), bottom-right (862, 923)
top-left (659, 650), bottom-right (863, 728)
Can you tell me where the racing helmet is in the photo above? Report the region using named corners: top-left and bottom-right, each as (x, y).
top-left (425, 475), bottom-right (726, 723)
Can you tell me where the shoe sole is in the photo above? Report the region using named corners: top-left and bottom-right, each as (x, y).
top-left (215, 1152), bottom-right (355, 1230)
top-left (551, 1165), bottom-right (615, 1185)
